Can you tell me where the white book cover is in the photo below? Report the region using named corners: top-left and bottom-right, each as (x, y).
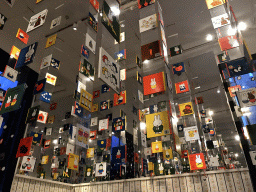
top-left (40, 54), bottom-right (52, 70)
top-left (27, 9), bottom-right (48, 33)
top-left (139, 14), bottom-right (157, 33)
top-left (3, 66), bottom-right (18, 82)
top-left (211, 13), bottom-right (230, 29)
top-left (50, 16), bottom-right (62, 29)
top-left (85, 33), bottom-right (96, 54)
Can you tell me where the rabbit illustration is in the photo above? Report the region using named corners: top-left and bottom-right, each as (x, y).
top-left (179, 83), bottom-right (186, 91)
top-left (196, 155), bottom-right (203, 168)
top-left (0, 15), bottom-right (5, 28)
top-left (153, 105), bottom-right (158, 112)
top-left (90, 149), bottom-right (94, 157)
top-left (150, 78), bottom-right (156, 89)
top-left (174, 46), bottom-right (180, 54)
top-left (155, 144), bottom-right (159, 151)
top-left (165, 150), bottom-right (170, 158)
top-left (25, 44), bottom-right (35, 63)
top-left (116, 149), bottom-right (121, 159)
top-left (228, 36), bottom-right (239, 48)
top-left (159, 163), bottom-right (164, 174)
top-left (153, 115), bottom-right (163, 134)
top-left (73, 157), bottom-right (78, 169)
top-left (32, 109), bottom-right (37, 117)
top-left (5, 96), bottom-right (12, 108)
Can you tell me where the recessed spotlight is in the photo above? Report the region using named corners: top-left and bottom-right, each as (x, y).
top-left (144, 59), bottom-right (149, 64)
top-left (217, 90), bottom-right (220, 93)
top-left (73, 23), bottom-right (78, 30)
top-left (100, 13), bottom-right (103, 17)
top-left (238, 22), bottom-right (247, 31)
top-left (209, 111), bottom-right (213, 116)
top-left (235, 153), bottom-right (238, 157)
top-left (206, 34), bottom-right (213, 41)
top-left (140, 122), bottom-right (146, 130)
top-left (235, 135), bottom-right (240, 141)
top-left (227, 27), bottom-right (237, 36)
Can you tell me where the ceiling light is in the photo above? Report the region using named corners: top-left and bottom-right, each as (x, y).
top-left (195, 86), bottom-right (201, 89)
top-left (111, 7), bottom-right (120, 16)
top-left (89, 139), bottom-right (92, 142)
top-left (53, 139), bottom-right (58, 144)
top-left (138, 151), bottom-right (140, 153)
top-left (100, 13), bottom-right (103, 17)
top-left (238, 22), bottom-right (247, 31)
top-left (209, 111), bottom-right (213, 116)
top-left (140, 122), bottom-right (146, 130)
top-left (235, 153), bottom-right (238, 157)
top-left (227, 27), bottom-right (237, 36)
top-left (144, 59), bottom-right (149, 64)
top-left (217, 90), bottom-right (220, 93)
top-left (112, 132), bottom-right (114, 135)
top-left (121, 24), bottom-right (125, 28)
top-left (235, 135), bottom-right (240, 141)
top-left (73, 23), bottom-right (78, 30)
top-left (206, 34), bottom-right (213, 41)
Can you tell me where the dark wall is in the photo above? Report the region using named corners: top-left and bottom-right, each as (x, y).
top-left (0, 66), bottom-right (38, 192)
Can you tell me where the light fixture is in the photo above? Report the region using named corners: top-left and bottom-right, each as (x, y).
top-left (100, 12), bottom-right (103, 17)
top-left (235, 135), bottom-right (240, 141)
top-left (53, 139), bottom-right (58, 144)
top-left (227, 27), bottom-right (237, 36)
top-left (172, 116), bottom-right (178, 123)
top-left (238, 22), bottom-right (247, 31)
top-left (111, 7), bottom-right (120, 16)
top-left (73, 23), bottom-right (78, 30)
top-left (112, 132), bottom-right (114, 135)
top-left (138, 151), bottom-right (140, 153)
top-left (235, 153), bottom-right (239, 157)
top-left (209, 111), bottom-right (214, 116)
top-left (143, 59), bottom-right (149, 64)
top-left (140, 122), bottom-right (146, 130)
top-left (89, 139), bottom-right (92, 142)
top-left (217, 89), bottom-right (220, 93)
top-left (206, 34), bottom-right (213, 41)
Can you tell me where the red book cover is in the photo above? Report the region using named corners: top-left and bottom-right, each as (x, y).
top-left (16, 137), bottom-right (33, 158)
top-left (143, 72), bottom-right (166, 96)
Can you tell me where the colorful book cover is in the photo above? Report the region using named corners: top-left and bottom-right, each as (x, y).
top-left (68, 153), bottom-right (79, 171)
top-left (93, 90), bottom-right (100, 98)
top-left (170, 45), bottom-right (182, 57)
top-left (95, 162), bottom-right (107, 177)
top-left (79, 58), bottom-right (94, 80)
top-left (16, 137), bottom-right (33, 158)
top-left (44, 140), bottom-right (51, 149)
top-left (102, 0), bottom-right (120, 43)
top-left (113, 91), bottom-right (126, 106)
top-left (45, 34), bottom-right (57, 48)
top-left (141, 40), bottom-right (161, 62)
top-left (172, 62), bottom-right (185, 75)
top-left (20, 156), bottom-right (36, 172)
top-left (138, 0), bottom-right (155, 9)
top-left (211, 13), bottom-right (230, 29)
top-left (30, 132), bottom-right (42, 146)
top-left (79, 89), bottom-right (93, 111)
top-left (76, 124), bottom-right (90, 148)
top-left (41, 155), bottom-right (49, 164)
top-left (50, 16), bottom-right (61, 29)
top-left (218, 35), bottom-right (239, 51)
top-left (114, 49), bottom-right (126, 61)
top-left (26, 9), bottom-right (48, 33)
top-left (112, 146), bottom-right (126, 164)
top-left (26, 105), bottom-right (40, 124)
top-left (205, 0), bottom-right (224, 9)
top-left (10, 45), bottom-right (20, 60)
top-left (139, 14), bottom-right (157, 33)
top-left (37, 110), bottom-right (48, 124)
top-left (45, 73), bottom-right (57, 86)
top-left (184, 126), bottom-right (200, 141)
top-left (112, 117), bottom-right (125, 132)
top-left (100, 100), bottom-right (109, 111)
top-left (236, 88), bottom-right (256, 108)
top-left (50, 58), bottom-right (60, 70)
top-left (39, 91), bottom-right (52, 103)
top-left (16, 28), bottom-right (29, 44)
top-left (189, 153), bottom-right (206, 170)
top-left (197, 96), bottom-right (204, 104)
top-left (179, 102), bottom-right (194, 116)
top-left (90, 0), bottom-right (99, 12)
top-left (146, 111), bottom-right (170, 138)
top-left (40, 54), bottom-right (52, 69)
top-left (0, 13), bottom-right (7, 30)
top-left (15, 42), bottom-right (38, 68)
top-left (228, 85), bottom-right (241, 97)
top-left (0, 84), bottom-right (26, 115)
top-left (33, 78), bottom-right (46, 94)
top-left (86, 148), bottom-right (95, 158)
top-left (90, 130), bottom-right (97, 140)
top-left (89, 12), bottom-right (98, 32)
top-left (217, 52), bottom-right (230, 63)
top-left (175, 80), bottom-right (189, 94)
top-left (151, 141), bottom-right (163, 153)
top-left (99, 118), bottom-right (109, 131)
top-left (143, 72), bottom-right (166, 96)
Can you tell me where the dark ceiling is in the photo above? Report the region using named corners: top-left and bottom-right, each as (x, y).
top-left (0, 0), bottom-right (255, 165)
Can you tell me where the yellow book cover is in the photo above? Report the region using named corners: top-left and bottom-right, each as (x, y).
top-left (146, 111), bottom-right (170, 138)
top-left (179, 102), bottom-right (194, 116)
top-left (86, 148), bottom-right (94, 158)
top-left (151, 141), bottom-right (163, 153)
top-left (45, 34), bottom-right (57, 48)
top-left (68, 153), bottom-right (79, 171)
